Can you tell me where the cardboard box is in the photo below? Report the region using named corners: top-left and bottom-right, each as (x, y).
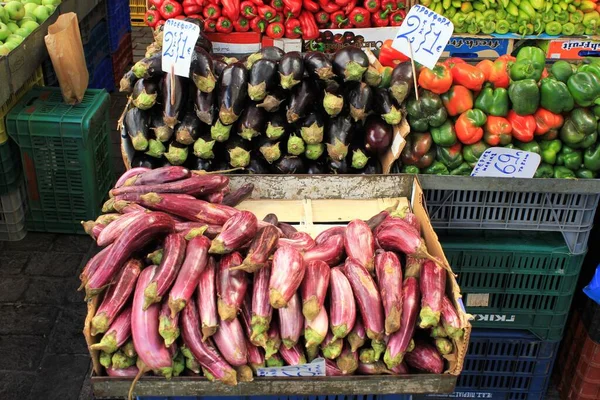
top-left (261, 37), bottom-right (303, 53)
top-left (443, 35), bottom-right (514, 59)
top-left (545, 39), bottom-right (600, 60)
top-left (303, 27), bottom-right (398, 53)
top-left (205, 32), bottom-right (262, 55)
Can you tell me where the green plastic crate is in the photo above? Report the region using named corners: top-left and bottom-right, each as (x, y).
top-left (439, 230), bottom-right (586, 341)
top-left (6, 87), bottom-right (114, 233)
top-left (0, 139), bottom-right (22, 195)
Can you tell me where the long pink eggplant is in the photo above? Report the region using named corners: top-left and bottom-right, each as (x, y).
top-left (269, 245), bottom-right (306, 308)
top-left (79, 245), bottom-right (112, 289)
top-left (159, 301), bottom-right (180, 347)
top-left (357, 361), bottom-right (393, 375)
top-left (251, 265), bottom-right (273, 346)
top-left (384, 277), bottom-right (420, 369)
top-left (82, 222), bottom-right (104, 241)
top-left (90, 307), bottom-right (132, 353)
top-left (315, 226), bottom-right (346, 245)
top-left (239, 294), bottom-right (254, 338)
top-left (304, 306), bottom-right (328, 351)
top-left (301, 260), bottom-right (330, 321)
top-left (181, 345), bottom-right (202, 374)
top-left (213, 317), bottom-right (249, 367)
top-left (138, 193), bottom-right (238, 225)
top-left (222, 183), bottom-right (254, 207)
top-left (321, 331), bottom-right (343, 360)
top-left (440, 295), bottom-right (464, 339)
top-left (94, 213), bottom-right (121, 226)
top-left (376, 218), bottom-right (439, 265)
top-left (435, 337), bottom-right (453, 355)
top-left (263, 319), bottom-right (281, 359)
top-left (391, 362), bottom-right (409, 374)
top-left (113, 201), bottom-right (148, 214)
top-left (168, 234), bottom-right (211, 316)
top-left (365, 210), bottom-right (390, 232)
top-left (344, 219), bottom-right (375, 272)
top-left (329, 267), bottom-right (356, 339)
top-left (122, 166), bottom-right (190, 187)
top-left (280, 343), bottom-right (307, 365)
top-left (277, 222), bottom-right (298, 238)
top-left (419, 260), bottom-right (447, 329)
top-left (204, 191), bottom-right (224, 204)
top-left (405, 256), bottom-right (423, 279)
top-left (106, 366), bottom-right (141, 377)
top-left (277, 232), bottom-right (315, 252)
top-left (336, 343), bottom-right (358, 375)
top-left (348, 316), bottom-right (366, 352)
top-left (405, 339), bottom-right (444, 374)
top-left (303, 234), bottom-right (345, 266)
top-left (143, 233), bottom-right (187, 309)
top-left (198, 257), bottom-right (218, 340)
top-left (375, 250), bottom-right (403, 335)
top-left (85, 212), bottom-right (175, 298)
top-left (246, 337), bottom-right (265, 372)
top-left (180, 296), bottom-right (237, 385)
top-left (91, 259), bottom-right (142, 335)
top-left (210, 211), bottom-right (258, 254)
top-left (110, 174), bottom-right (229, 197)
top-left (96, 211), bottom-right (146, 246)
top-left (114, 167), bottom-right (150, 188)
top-left (343, 258), bottom-right (384, 341)
top-left (217, 252), bottom-right (249, 321)
top-left (234, 225), bottom-right (279, 273)
top-left (325, 358), bottom-right (345, 376)
top-left (278, 292), bottom-right (303, 349)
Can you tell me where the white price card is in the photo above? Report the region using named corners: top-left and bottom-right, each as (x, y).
top-left (257, 357), bottom-right (326, 377)
top-left (162, 19), bottom-right (200, 78)
top-left (391, 4), bottom-right (454, 69)
top-left (471, 147), bottom-right (541, 178)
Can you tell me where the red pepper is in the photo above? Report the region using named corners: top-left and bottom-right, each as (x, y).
top-left (507, 110), bottom-right (536, 142)
top-left (251, 0), bottom-right (264, 4)
top-left (396, 0), bottom-right (406, 8)
top-left (270, 12), bottom-right (284, 22)
top-left (364, 0), bottom-right (380, 12)
top-left (455, 109), bottom-right (487, 145)
top-left (335, 0), bottom-right (353, 6)
top-left (156, 20), bottom-right (166, 29)
top-left (379, 39), bottom-right (409, 67)
top-left (204, 4), bottom-right (222, 19)
top-left (271, 0), bottom-right (284, 10)
top-left (331, 10), bottom-right (348, 26)
top-left (283, 0), bottom-right (302, 17)
top-left (175, 15), bottom-right (186, 19)
top-left (303, 0), bottom-right (321, 12)
top-left (222, 0), bottom-right (240, 20)
top-left (250, 16), bottom-right (268, 32)
top-left (258, 4), bottom-right (277, 19)
top-left (240, 1), bottom-right (256, 17)
top-left (381, 0), bottom-right (397, 11)
top-left (299, 11), bottom-right (319, 40)
top-left (183, 0), bottom-right (203, 15)
top-left (371, 8), bottom-right (390, 26)
top-left (315, 11), bottom-right (330, 26)
top-left (349, 7), bottom-right (370, 28)
top-left (266, 21), bottom-right (285, 38)
top-left (145, 9), bottom-right (161, 27)
top-left (390, 9), bottom-right (405, 25)
top-left (149, 0), bottom-right (164, 9)
top-left (233, 16), bottom-right (250, 31)
top-left (187, 14), bottom-right (203, 19)
top-left (284, 17), bottom-right (303, 38)
top-left (216, 16), bottom-right (234, 32)
top-left (343, 0), bottom-right (357, 15)
top-left (534, 108), bottom-right (563, 135)
top-left (196, 0), bottom-right (205, 5)
top-left (319, 0), bottom-right (341, 13)
top-left (159, 0), bottom-right (184, 19)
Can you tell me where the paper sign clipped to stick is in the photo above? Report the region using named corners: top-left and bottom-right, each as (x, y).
top-left (391, 4), bottom-right (454, 69)
top-left (471, 147), bottom-right (541, 178)
top-left (257, 357), bottom-right (326, 377)
top-left (162, 19), bottom-right (200, 78)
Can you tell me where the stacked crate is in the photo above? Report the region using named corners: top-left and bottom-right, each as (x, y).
top-left (108, 0), bottom-right (134, 87)
top-left (130, 0), bottom-right (147, 27)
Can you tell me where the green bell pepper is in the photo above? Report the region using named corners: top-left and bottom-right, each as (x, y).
top-left (578, 63), bottom-right (600, 77)
top-left (475, 85), bottom-right (509, 117)
top-left (540, 139), bottom-right (562, 164)
top-left (402, 165), bottom-right (420, 174)
top-left (510, 46), bottom-right (546, 82)
top-left (576, 169), bottom-right (597, 179)
top-left (436, 143), bottom-right (464, 170)
top-left (514, 140), bottom-right (541, 154)
top-left (463, 141), bottom-right (490, 167)
top-left (407, 90), bottom-right (448, 132)
top-left (534, 163), bottom-right (554, 178)
top-left (540, 78), bottom-right (574, 114)
top-left (509, 79), bottom-right (540, 116)
top-left (422, 161), bottom-right (450, 175)
top-left (560, 108), bottom-right (598, 149)
top-left (449, 162), bottom-right (473, 176)
top-left (584, 143), bottom-right (600, 171)
top-left (430, 121), bottom-right (457, 147)
top-left (557, 145), bottom-right (583, 171)
top-left (554, 166), bottom-right (577, 179)
top-left (567, 71), bottom-right (600, 107)
top-left (551, 60), bottom-right (576, 83)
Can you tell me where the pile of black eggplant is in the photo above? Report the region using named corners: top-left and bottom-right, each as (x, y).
top-left (120, 41), bottom-right (413, 174)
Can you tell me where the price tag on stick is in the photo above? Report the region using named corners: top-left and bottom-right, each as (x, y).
top-left (470, 147), bottom-right (541, 178)
top-left (391, 5), bottom-right (454, 69)
top-left (162, 19), bottom-right (200, 78)
top-left (257, 358), bottom-right (326, 377)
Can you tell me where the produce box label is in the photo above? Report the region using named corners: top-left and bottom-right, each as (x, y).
top-left (161, 19), bottom-right (200, 77)
top-left (443, 36), bottom-right (513, 59)
top-left (257, 358), bottom-right (326, 377)
top-left (206, 33), bottom-right (262, 54)
top-left (547, 40), bottom-right (600, 59)
top-left (470, 148), bottom-right (540, 178)
top-left (303, 27), bottom-right (397, 54)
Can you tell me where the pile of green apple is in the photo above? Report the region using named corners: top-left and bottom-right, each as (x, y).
top-left (0, 0), bottom-right (61, 56)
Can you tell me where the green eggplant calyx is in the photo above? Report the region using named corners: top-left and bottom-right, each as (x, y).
top-left (323, 92), bottom-right (344, 116)
top-left (300, 122), bottom-right (324, 145)
top-left (193, 72), bottom-right (216, 93)
top-left (351, 149), bottom-right (370, 169)
top-left (265, 124), bottom-right (285, 140)
top-left (193, 138), bottom-right (216, 159)
top-left (248, 82), bottom-right (267, 101)
top-left (343, 61), bottom-right (367, 82)
top-left (228, 148), bottom-right (251, 168)
top-left (259, 143), bottom-right (281, 163)
top-left (280, 73), bottom-right (301, 90)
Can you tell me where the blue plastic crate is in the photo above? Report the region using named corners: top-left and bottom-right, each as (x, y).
top-left (89, 57), bottom-right (115, 92)
top-left (414, 330), bottom-right (559, 400)
top-left (107, 0), bottom-right (132, 53)
top-left (83, 19), bottom-right (110, 78)
top-left (137, 396), bottom-right (412, 400)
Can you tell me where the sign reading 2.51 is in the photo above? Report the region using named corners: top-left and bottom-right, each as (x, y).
top-left (162, 19), bottom-right (200, 78)
top-left (391, 5), bottom-right (454, 69)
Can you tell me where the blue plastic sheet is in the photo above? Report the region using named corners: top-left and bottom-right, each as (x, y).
top-left (583, 264), bottom-right (600, 304)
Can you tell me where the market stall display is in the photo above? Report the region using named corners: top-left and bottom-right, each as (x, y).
top-left (0, 0), bottom-right (59, 55)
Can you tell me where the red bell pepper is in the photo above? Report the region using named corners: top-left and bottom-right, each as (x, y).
top-left (186, 14), bottom-right (203, 20)
top-left (145, 9), bottom-right (161, 27)
top-left (349, 7), bottom-right (370, 28)
top-left (258, 4), bottom-right (277, 19)
top-left (418, 64), bottom-right (453, 94)
top-left (183, 0), bottom-right (202, 15)
top-left (270, 12), bottom-right (284, 22)
top-left (344, 0), bottom-right (357, 15)
top-left (303, 0), bottom-right (321, 12)
top-left (204, 3), bottom-right (222, 19)
top-left (204, 19), bottom-right (217, 32)
top-left (315, 11), bottom-right (329, 26)
top-left (285, 18), bottom-right (302, 38)
top-left (498, 54), bottom-right (516, 63)
top-left (371, 9), bottom-right (390, 26)
top-left (442, 85), bottom-right (474, 117)
top-left (534, 108), bottom-right (564, 136)
top-left (216, 16), bottom-right (234, 32)
top-left (476, 59), bottom-right (493, 81)
top-left (390, 9), bottom-right (405, 25)
top-left (456, 109), bottom-right (487, 145)
top-left (335, 0), bottom-right (353, 6)
top-left (155, 20), bottom-right (166, 29)
top-left (271, 0), bottom-right (284, 10)
top-left (331, 10), bottom-right (348, 26)
top-left (266, 21), bottom-right (285, 38)
top-left (507, 110), bottom-right (536, 142)
top-left (448, 62), bottom-right (485, 92)
top-left (283, 0), bottom-right (302, 17)
top-left (196, 0), bottom-right (205, 5)
top-left (233, 16), bottom-right (250, 31)
top-left (381, 0), bottom-right (398, 11)
top-left (159, 0), bottom-right (184, 19)
top-left (251, 0), bottom-right (265, 4)
top-left (365, 0), bottom-right (380, 12)
top-left (443, 57), bottom-right (466, 68)
top-left (489, 59), bottom-right (510, 89)
top-left (396, 0), bottom-right (406, 8)
top-left (299, 11), bottom-right (319, 40)
top-left (174, 15), bottom-right (186, 19)
top-left (484, 116), bottom-right (513, 146)
top-left (379, 39), bottom-right (409, 67)
top-left (222, 0), bottom-right (241, 21)
top-left (240, 1), bottom-right (256, 17)
top-left (319, 0), bottom-right (341, 13)
top-left (250, 16), bottom-right (268, 32)
top-left (149, 0), bottom-right (164, 9)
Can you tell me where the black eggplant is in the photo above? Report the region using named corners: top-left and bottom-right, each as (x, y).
top-left (305, 143), bottom-right (325, 160)
top-left (132, 79), bottom-right (159, 110)
top-left (329, 158), bottom-right (349, 174)
top-left (164, 141), bottom-right (189, 166)
top-left (131, 152), bottom-right (164, 169)
top-left (304, 52), bottom-right (335, 81)
top-left (389, 62), bottom-right (414, 105)
top-left (248, 59), bottom-right (278, 101)
top-left (260, 46), bottom-right (285, 62)
top-left (279, 52), bottom-right (304, 90)
top-left (348, 134), bottom-right (370, 170)
top-left (226, 137), bottom-right (252, 168)
top-left (273, 156), bottom-right (306, 174)
top-left (132, 54), bottom-right (162, 79)
top-left (287, 80), bottom-right (316, 123)
top-left (196, 33), bottom-right (213, 54)
top-left (162, 73), bottom-right (186, 129)
top-left (194, 89), bottom-right (217, 125)
top-left (212, 59), bottom-right (228, 79)
top-left (190, 48), bottom-right (216, 93)
top-left (287, 135), bottom-right (306, 156)
top-left (211, 120), bottom-right (233, 142)
top-left (146, 139), bottom-right (166, 159)
top-left (247, 157), bottom-right (271, 174)
top-left (266, 112), bottom-right (288, 141)
top-left (193, 131), bottom-right (216, 160)
top-left (364, 115), bottom-right (393, 155)
top-left (326, 114), bottom-right (354, 161)
top-left (299, 110), bottom-right (325, 144)
top-left (307, 160), bottom-right (327, 174)
top-left (175, 112), bottom-right (200, 145)
top-left (256, 136), bottom-right (282, 164)
top-left (237, 103), bottom-right (266, 141)
top-left (120, 70), bottom-right (138, 94)
top-left (150, 108), bottom-right (174, 142)
top-left (242, 52), bottom-right (264, 70)
top-left (125, 107), bottom-right (150, 151)
top-left (347, 82), bottom-right (373, 122)
top-left (332, 47), bottom-right (369, 82)
top-left (360, 158), bottom-right (382, 174)
top-left (257, 87), bottom-right (286, 113)
top-left (263, 214), bottom-right (279, 225)
top-left (185, 155), bottom-right (213, 171)
top-left (373, 88), bottom-right (402, 125)
top-left (219, 63), bottom-right (248, 125)
top-left (322, 80), bottom-right (344, 117)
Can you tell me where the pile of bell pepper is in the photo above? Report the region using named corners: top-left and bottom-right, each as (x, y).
top-left (143, 0), bottom-right (407, 38)
top-left (400, 46), bottom-right (600, 179)
top-left (423, 0), bottom-right (600, 36)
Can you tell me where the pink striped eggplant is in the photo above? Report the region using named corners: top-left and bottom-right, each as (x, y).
top-left (246, 336), bottom-right (265, 372)
top-left (91, 259), bottom-right (142, 335)
top-left (404, 339), bottom-right (444, 374)
top-left (122, 166), bottom-right (190, 187)
top-left (329, 267), bottom-right (356, 339)
top-left (280, 343), bottom-right (307, 366)
top-left (113, 201), bottom-right (148, 214)
top-left (435, 337), bottom-right (453, 355)
top-left (143, 233), bottom-right (187, 309)
top-left (336, 343), bottom-right (359, 375)
top-left (79, 245), bottom-right (112, 289)
top-left (95, 213), bottom-right (122, 225)
top-left (315, 226), bottom-right (346, 245)
top-left (222, 183), bottom-right (254, 207)
top-left (110, 174), bottom-right (229, 197)
top-left (392, 207), bottom-right (421, 234)
top-left (138, 193), bottom-right (238, 225)
top-left (348, 316), bottom-right (366, 352)
top-left (325, 359), bottom-right (346, 376)
top-left (181, 345), bottom-right (202, 374)
top-left (146, 249), bottom-right (163, 265)
top-left (114, 167), bottom-right (150, 188)
top-left (96, 211), bottom-right (146, 247)
top-left (106, 365), bottom-right (141, 377)
top-left (357, 361), bottom-right (393, 375)
top-left (344, 219), bottom-right (375, 272)
top-left (210, 211), bottom-right (258, 254)
top-left (390, 362), bottom-right (409, 374)
top-left (405, 256), bottom-right (422, 279)
top-left (204, 191), bottom-right (224, 204)
top-left (375, 250), bottom-right (403, 335)
top-left (265, 353), bottom-right (284, 367)
top-left (303, 234), bottom-right (345, 266)
top-left (234, 225), bottom-right (279, 273)
top-left (159, 301), bottom-right (180, 347)
top-left (431, 325), bottom-right (448, 338)
top-left (321, 331), bottom-right (343, 360)
top-left (90, 307), bottom-right (132, 353)
top-left (277, 232), bottom-right (316, 252)
top-left (384, 277), bottom-right (420, 369)
top-left (198, 257), bottom-right (218, 340)
top-left (365, 210), bottom-right (390, 232)
top-left (440, 295), bottom-right (464, 339)
top-left (375, 218), bottom-right (439, 265)
top-left (419, 260), bottom-right (447, 329)
top-left (301, 260), bottom-right (330, 321)
top-left (278, 292), bottom-right (303, 349)
top-left (250, 265), bottom-right (273, 346)
top-left (239, 294), bottom-right (254, 338)
top-left (277, 222), bottom-right (297, 238)
top-left (213, 317), bottom-right (248, 367)
top-left (217, 252), bottom-right (249, 321)
top-left (304, 306), bottom-right (328, 351)
top-left (269, 245), bottom-right (306, 309)
top-left (263, 319), bottom-right (282, 359)
top-left (82, 221), bottom-right (104, 241)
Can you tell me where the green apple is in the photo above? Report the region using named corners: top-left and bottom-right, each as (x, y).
top-left (3, 40), bottom-right (18, 51)
top-left (0, 45), bottom-right (11, 56)
top-left (19, 20), bottom-right (38, 34)
top-left (32, 5), bottom-right (49, 23)
top-left (41, 0), bottom-right (61, 5)
top-left (44, 4), bottom-right (56, 14)
top-left (5, 1), bottom-right (26, 21)
top-left (0, 23), bottom-right (9, 42)
top-left (6, 22), bottom-right (19, 33)
top-left (23, 3), bottom-right (37, 14)
top-left (18, 16), bottom-right (35, 26)
top-left (0, 6), bottom-right (8, 24)
top-left (24, 0), bottom-right (43, 4)
top-left (6, 34), bottom-right (23, 45)
top-left (13, 27), bottom-right (29, 38)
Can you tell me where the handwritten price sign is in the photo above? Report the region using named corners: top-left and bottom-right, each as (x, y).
top-left (162, 19), bottom-right (200, 77)
top-left (471, 147), bottom-right (541, 178)
top-left (257, 358), bottom-right (326, 378)
top-left (391, 5), bottom-right (454, 69)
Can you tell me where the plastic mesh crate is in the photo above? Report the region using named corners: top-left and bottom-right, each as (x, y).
top-left (112, 33), bottom-right (133, 86)
top-left (424, 189), bottom-right (599, 255)
top-left (80, 0), bottom-right (107, 45)
top-left (136, 396), bottom-right (412, 400)
top-left (414, 329), bottom-right (559, 400)
top-left (89, 57), bottom-right (116, 92)
top-left (6, 87), bottom-right (114, 233)
top-left (0, 139), bottom-right (22, 195)
top-left (107, 0), bottom-right (132, 53)
top-left (439, 230), bottom-right (585, 340)
top-left (0, 178), bottom-right (27, 241)
top-left (84, 20), bottom-right (110, 78)
top-left (130, 0), bottom-right (147, 26)
top-left (579, 293), bottom-right (600, 343)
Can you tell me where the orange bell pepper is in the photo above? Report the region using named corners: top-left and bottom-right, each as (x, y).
top-left (455, 109), bottom-right (487, 145)
top-left (507, 110), bottom-right (536, 142)
top-left (476, 60), bottom-right (494, 82)
top-left (448, 63), bottom-right (485, 92)
top-left (418, 63), bottom-right (453, 94)
top-left (483, 116), bottom-right (513, 146)
top-left (443, 57), bottom-right (466, 68)
top-left (441, 85), bottom-right (474, 117)
top-left (534, 108), bottom-right (564, 135)
top-left (378, 39), bottom-right (409, 68)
